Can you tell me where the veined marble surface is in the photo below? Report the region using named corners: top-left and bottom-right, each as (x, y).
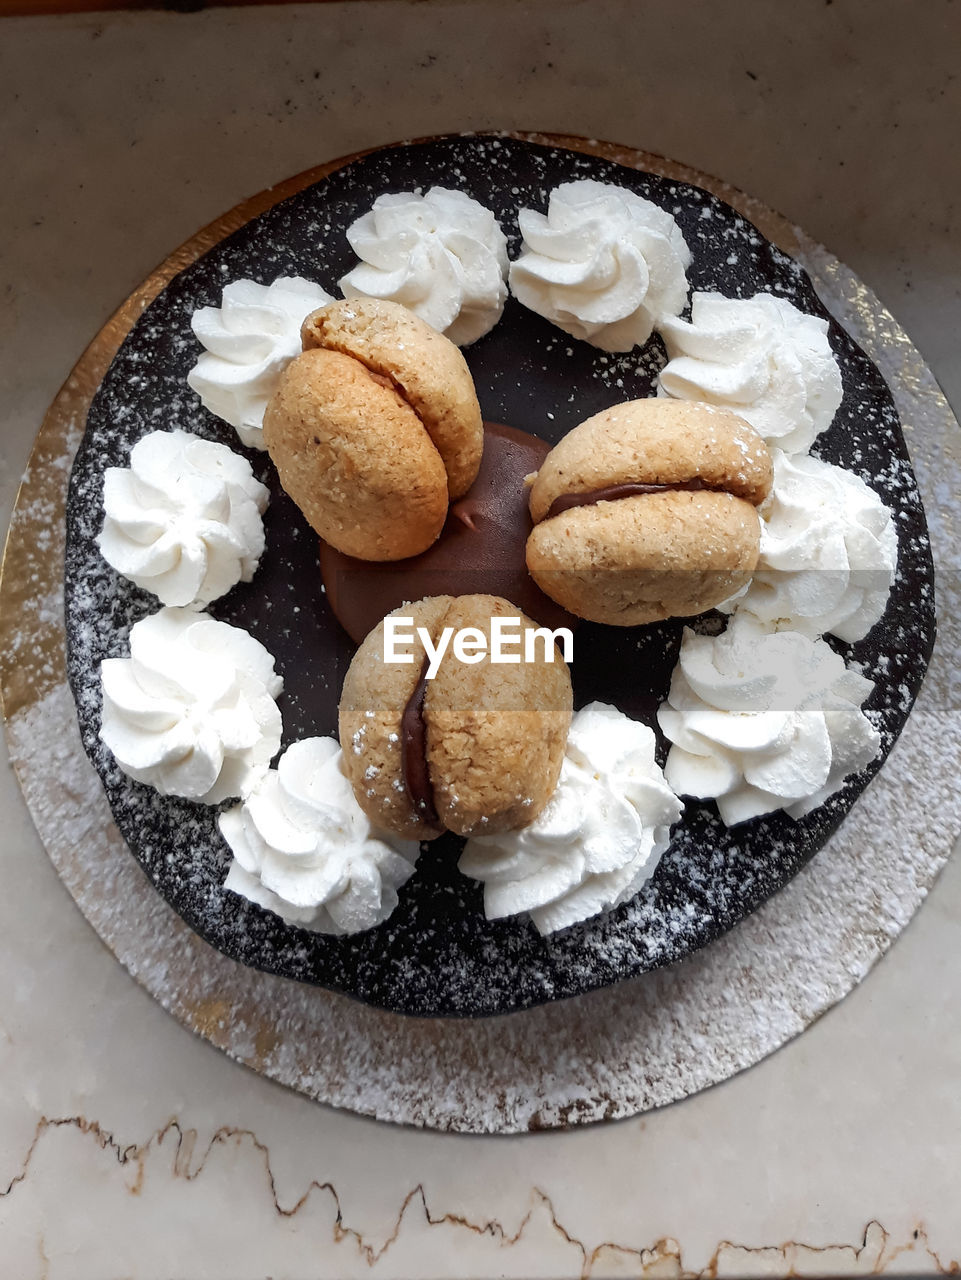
top-left (1, 2), bottom-right (960, 1276)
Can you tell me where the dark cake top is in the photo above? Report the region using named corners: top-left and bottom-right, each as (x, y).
top-left (64, 135), bottom-right (935, 1017)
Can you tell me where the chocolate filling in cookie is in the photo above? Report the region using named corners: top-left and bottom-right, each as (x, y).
top-left (543, 478), bottom-right (718, 521)
top-left (401, 654), bottom-right (440, 829)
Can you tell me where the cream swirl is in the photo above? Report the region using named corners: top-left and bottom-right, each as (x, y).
top-left (459, 702), bottom-right (682, 935)
top-left (100, 607), bottom-right (283, 804)
top-left (658, 615), bottom-right (880, 826)
top-left (508, 179), bottom-right (691, 352)
top-left (340, 187), bottom-right (509, 345)
top-left (187, 276), bottom-right (333, 448)
top-left (97, 429), bottom-right (269, 608)
top-left (658, 291), bottom-right (843, 454)
top-left (219, 737), bottom-right (419, 935)
top-left (726, 450), bottom-right (897, 641)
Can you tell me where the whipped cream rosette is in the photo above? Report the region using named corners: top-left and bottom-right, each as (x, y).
top-left (220, 737), bottom-right (419, 935)
top-left (187, 276), bottom-right (333, 448)
top-left (509, 179), bottom-right (691, 351)
top-left (726, 450), bottom-right (898, 641)
top-left (658, 615), bottom-right (880, 827)
top-left (97, 429), bottom-right (269, 608)
top-left (100, 607), bottom-right (283, 805)
top-left (658, 291), bottom-right (843, 454)
top-left (459, 702), bottom-right (683, 935)
top-left (340, 187), bottom-right (509, 345)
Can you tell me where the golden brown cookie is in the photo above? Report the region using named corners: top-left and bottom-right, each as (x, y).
top-left (526, 399), bottom-right (773, 625)
top-left (339, 595), bottom-right (573, 840)
top-left (263, 299), bottom-right (483, 561)
top-left (263, 347), bottom-right (449, 559)
top-left (301, 297), bottom-right (484, 499)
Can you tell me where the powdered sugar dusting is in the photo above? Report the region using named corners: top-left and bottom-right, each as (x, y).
top-left (59, 137), bottom-right (936, 1018)
top-left (7, 615), bottom-right (958, 1131)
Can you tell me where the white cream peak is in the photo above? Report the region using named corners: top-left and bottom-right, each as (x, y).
top-left (340, 187), bottom-right (509, 345)
top-left (219, 737), bottom-right (419, 935)
top-left (459, 702), bottom-right (682, 935)
top-left (658, 614), bottom-right (880, 826)
top-left (725, 449), bottom-right (897, 641)
top-left (658, 291), bottom-right (843, 455)
top-left (187, 276), bottom-right (333, 448)
top-left (98, 429), bottom-right (269, 608)
top-left (100, 607), bottom-right (283, 805)
top-left (508, 179), bottom-right (691, 352)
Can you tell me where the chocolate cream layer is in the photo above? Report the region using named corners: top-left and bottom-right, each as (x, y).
top-left (400, 654), bottom-right (440, 829)
top-left (319, 422), bottom-right (576, 644)
top-left (542, 478), bottom-right (720, 522)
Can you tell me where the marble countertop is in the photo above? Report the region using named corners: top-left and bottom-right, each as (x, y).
top-left (1, 2), bottom-right (960, 1275)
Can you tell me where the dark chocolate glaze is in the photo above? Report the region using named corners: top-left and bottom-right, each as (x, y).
top-left (401, 655), bottom-right (440, 829)
top-left (543, 478), bottom-right (713, 521)
top-left (320, 422), bottom-right (576, 643)
top-left (64, 135), bottom-right (936, 1018)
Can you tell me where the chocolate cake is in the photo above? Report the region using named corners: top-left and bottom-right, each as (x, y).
top-left (63, 135), bottom-right (936, 1017)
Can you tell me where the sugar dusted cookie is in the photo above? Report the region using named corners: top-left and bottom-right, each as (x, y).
top-left (301, 297), bottom-right (484, 499)
top-left (263, 299), bottom-right (483, 561)
top-left (526, 399), bottom-right (773, 625)
top-left (339, 595), bottom-right (573, 841)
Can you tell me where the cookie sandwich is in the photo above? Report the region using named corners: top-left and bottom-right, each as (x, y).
top-left (263, 298), bottom-right (484, 560)
top-left (339, 595), bottom-right (574, 841)
top-left (526, 398), bottom-right (773, 625)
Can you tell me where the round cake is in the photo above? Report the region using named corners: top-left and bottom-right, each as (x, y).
top-left (63, 135), bottom-right (936, 1017)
